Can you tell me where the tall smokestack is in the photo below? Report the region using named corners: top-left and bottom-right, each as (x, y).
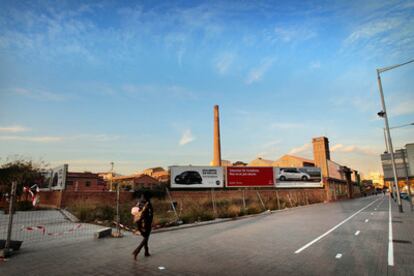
top-left (213, 105), bottom-right (222, 166)
top-left (312, 136), bottom-right (330, 177)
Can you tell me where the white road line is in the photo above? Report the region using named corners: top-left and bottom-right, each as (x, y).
top-left (294, 198), bottom-right (380, 254)
top-left (371, 212), bottom-right (374, 215)
top-left (335, 253), bottom-right (342, 259)
top-left (354, 230), bottom-right (360, 236)
top-left (365, 219), bottom-right (369, 223)
top-left (388, 195), bottom-right (394, 266)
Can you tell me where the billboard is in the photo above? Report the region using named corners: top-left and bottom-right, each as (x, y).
top-left (49, 164), bottom-right (68, 190)
top-left (274, 167), bottom-right (322, 188)
top-left (226, 167), bottom-right (274, 187)
top-left (170, 166), bottom-right (224, 188)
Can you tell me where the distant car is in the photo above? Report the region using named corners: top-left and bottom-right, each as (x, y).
top-left (174, 171), bottom-right (203, 184)
top-left (400, 192), bottom-right (409, 200)
top-left (278, 168), bottom-right (311, 181)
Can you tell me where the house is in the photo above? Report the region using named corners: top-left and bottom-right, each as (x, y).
top-left (65, 172), bottom-right (107, 192)
top-left (142, 167), bottom-right (169, 183)
top-left (112, 174), bottom-right (159, 191)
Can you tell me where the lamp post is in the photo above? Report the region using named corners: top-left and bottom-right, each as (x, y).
top-left (376, 59), bottom-right (414, 213)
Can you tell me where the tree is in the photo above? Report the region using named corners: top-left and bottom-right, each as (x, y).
top-left (0, 158), bottom-right (46, 197)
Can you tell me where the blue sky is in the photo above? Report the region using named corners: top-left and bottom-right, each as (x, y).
top-left (0, 0), bottom-right (413, 176)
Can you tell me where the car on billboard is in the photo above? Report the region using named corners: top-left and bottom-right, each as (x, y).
top-left (170, 166), bottom-right (224, 188)
top-left (174, 171), bottom-right (203, 185)
top-left (278, 168), bottom-right (310, 181)
top-left (298, 167), bottom-right (322, 180)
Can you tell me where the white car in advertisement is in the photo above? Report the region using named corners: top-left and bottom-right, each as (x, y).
top-left (274, 167), bottom-right (322, 188)
top-left (278, 168), bottom-right (311, 181)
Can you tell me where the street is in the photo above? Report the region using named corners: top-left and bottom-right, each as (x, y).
top-left (1, 195), bottom-right (413, 275)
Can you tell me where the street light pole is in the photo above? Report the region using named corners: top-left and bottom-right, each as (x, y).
top-left (377, 71), bottom-right (403, 212)
top-left (376, 58), bottom-right (414, 213)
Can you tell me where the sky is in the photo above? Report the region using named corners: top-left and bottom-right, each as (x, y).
top-left (0, 0), bottom-right (413, 176)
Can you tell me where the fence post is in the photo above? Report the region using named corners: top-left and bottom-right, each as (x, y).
top-left (166, 188), bottom-right (180, 223)
top-left (275, 190), bottom-right (281, 210)
top-left (211, 189), bottom-right (217, 218)
top-left (241, 189), bottom-right (246, 211)
top-left (256, 191), bottom-right (267, 211)
top-left (287, 192), bottom-right (293, 208)
top-left (2, 181), bottom-right (17, 258)
top-left (113, 182), bottom-right (123, 238)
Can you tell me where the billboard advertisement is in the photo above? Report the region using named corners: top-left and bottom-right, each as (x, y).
top-left (226, 167), bottom-right (274, 187)
top-left (49, 164), bottom-right (68, 190)
top-left (274, 167), bottom-right (322, 188)
top-left (170, 166), bottom-right (224, 188)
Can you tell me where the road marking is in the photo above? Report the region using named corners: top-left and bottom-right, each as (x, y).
top-left (355, 230), bottom-right (360, 236)
top-left (365, 219), bottom-right (369, 223)
top-left (370, 212), bottom-right (374, 215)
top-left (294, 198), bottom-right (380, 254)
top-left (388, 195), bottom-right (394, 266)
top-left (158, 266), bottom-right (166, 270)
top-left (335, 253), bottom-right (342, 259)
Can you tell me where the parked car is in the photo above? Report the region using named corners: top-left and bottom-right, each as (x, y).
top-left (278, 168), bottom-right (311, 181)
top-left (400, 192), bottom-right (409, 200)
top-left (174, 171), bottom-right (203, 184)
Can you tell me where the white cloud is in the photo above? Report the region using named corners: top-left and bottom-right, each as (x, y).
top-left (215, 53), bottom-right (235, 75)
top-left (0, 133), bottom-right (120, 143)
top-left (11, 87), bottom-right (67, 101)
top-left (245, 58), bottom-right (275, 84)
top-left (309, 61), bottom-right (321, 69)
top-left (269, 25), bottom-right (317, 44)
top-left (331, 144), bottom-right (377, 156)
top-left (0, 125), bottom-right (29, 133)
top-left (288, 143), bottom-right (311, 155)
top-left (0, 136), bottom-right (63, 142)
top-left (121, 84), bottom-right (196, 99)
top-left (179, 129), bottom-right (195, 146)
top-left (69, 134), bottom-right (120, 142)
top-left (345, 18), bottom-right (403, 45)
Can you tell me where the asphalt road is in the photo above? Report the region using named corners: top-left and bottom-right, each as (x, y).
top-left (1, 194), bottom-right (413, 275)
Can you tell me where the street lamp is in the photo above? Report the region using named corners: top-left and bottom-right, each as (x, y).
top-left (376, 58), bottom-right (414, 213)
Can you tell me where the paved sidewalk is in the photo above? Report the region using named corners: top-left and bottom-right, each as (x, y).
top-left (388, 198), bottom-right (414, 275)
top-left (0, 195), bottom-right (413, 275)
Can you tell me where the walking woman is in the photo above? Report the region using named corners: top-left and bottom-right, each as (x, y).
top-left (133, 192), bottom-right (153, 260)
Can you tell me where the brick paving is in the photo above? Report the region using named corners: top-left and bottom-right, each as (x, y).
top-left (0, 195), bottom-right (413, 275)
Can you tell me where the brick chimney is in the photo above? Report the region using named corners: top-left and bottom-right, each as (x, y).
top-left (212, 105), bottom-right (222, 166)
top-left (312, 136), bottom-right (330, 177)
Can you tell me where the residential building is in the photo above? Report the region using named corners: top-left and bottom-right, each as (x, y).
top-left (112, 174), bottom-right (159, 191)
top-left (65, 172), bottom-right (107, 192)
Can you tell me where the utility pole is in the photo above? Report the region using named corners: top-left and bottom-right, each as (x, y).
top-left (376, 59), bottom-right (414, 212)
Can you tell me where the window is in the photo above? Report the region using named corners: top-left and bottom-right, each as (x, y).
top-left (85, 181), bottom-right (91, 187)
top-left (66, 181), bottom-right (73, 185)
